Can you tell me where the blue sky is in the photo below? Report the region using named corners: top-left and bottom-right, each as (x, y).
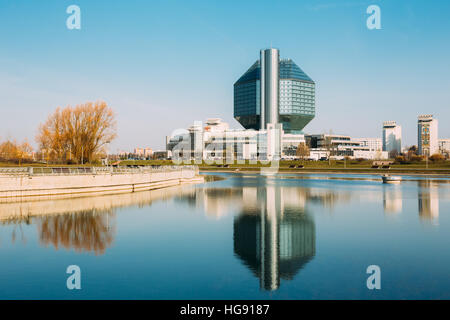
top-left (0, 0), bottom-right (449, 151)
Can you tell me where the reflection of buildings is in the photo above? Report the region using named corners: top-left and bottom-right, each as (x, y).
top-left (383, 186), bottom-right (403, 214)
top-left (233, 184), bottom-right (315, 291)
top-left (418, 180), bottom-right (439, 223)
top-left (171, 177), bottom-right (351, 291)
top-left (196, 188), bottom-right (243, 219)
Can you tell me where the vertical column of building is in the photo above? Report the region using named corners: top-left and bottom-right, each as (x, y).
top-left (260, 185), bottom-right (280, 291)
top-left (260, 48), bottom-right (280, 130)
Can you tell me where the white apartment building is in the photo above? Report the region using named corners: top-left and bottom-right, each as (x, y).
top-left (439, 139), bottom-right (450, 157)
top-left (133, 147), bottom-right (152, 158)
top-left (382, 121), bottom-right (402, 155)
top-left (133, 148), bottom-right (144, 156)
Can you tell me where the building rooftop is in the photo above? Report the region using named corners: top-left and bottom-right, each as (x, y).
top-left (279, 59), bottom-right (314, 82)
top-left (234, 59), bottom-right (314, 85)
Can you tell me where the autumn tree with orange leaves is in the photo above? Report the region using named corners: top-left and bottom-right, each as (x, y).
top-left (36, 101), bottom-right (117, 164)
top-left (0, 139), bottom-right (33, 164)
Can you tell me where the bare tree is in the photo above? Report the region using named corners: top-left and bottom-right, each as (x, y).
top-left (296, 142), bottom-right (310, 162)
top-left (322, 130), bottom-right (335, 165)
top-left (389, 150), bottom-right (399, 159)
top-left (36, 101), bottom-right (117, 164)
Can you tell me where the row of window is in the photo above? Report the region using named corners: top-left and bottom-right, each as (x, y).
top-left (280, 98), bottom-right (314, 102)
top-left (281, 80), bottom-right (315, 87)
top-left (280, 81), bottom-right (315, 87)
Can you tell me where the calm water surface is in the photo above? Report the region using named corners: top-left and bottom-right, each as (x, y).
top-left (1, 172), bottom-right (449, 299)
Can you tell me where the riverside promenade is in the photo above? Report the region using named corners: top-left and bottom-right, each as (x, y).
top-left (0, 165), bottom-right (203, 203)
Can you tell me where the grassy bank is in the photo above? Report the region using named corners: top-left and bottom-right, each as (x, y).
top-left (200, 167), bottom-right (450, 175)
top-left (117, 160), bottom-right (450, 175)
top-left (2, 159), bottom-right (450, 175)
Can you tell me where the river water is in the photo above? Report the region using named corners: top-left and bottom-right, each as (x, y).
top-left (0, 172), bottom-right (449, 299)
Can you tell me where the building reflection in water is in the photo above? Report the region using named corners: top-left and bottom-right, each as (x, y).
top-left (418, 180), bottom-right (440, 224)
top-left (383, 185), bottom-right (403, 214)
top-left (189, 188), bottom-right (244, 220)
top-left (170, 176), bottom-right (357, 291)
top-left (233, 183), bottom-right (316, 291)
top-left (0, 175), bottom-right (350, 268)
top-left (172, 176), bottom-right (352, 290)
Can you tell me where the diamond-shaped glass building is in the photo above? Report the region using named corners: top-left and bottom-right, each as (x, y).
top-left (234, 50), bottom-right (315, 134)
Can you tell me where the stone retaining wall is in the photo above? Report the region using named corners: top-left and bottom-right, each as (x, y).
top-left (0, 166), bottom-right (203, 202)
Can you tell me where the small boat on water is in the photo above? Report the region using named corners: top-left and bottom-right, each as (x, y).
top-left (382, 174), bottom-right (402, 184)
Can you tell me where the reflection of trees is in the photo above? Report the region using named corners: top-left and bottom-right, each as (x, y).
top-left (0, 216), bottom-right (32, 246)
top-left (37, 211), bottom-right (115, 255)
top-left (0, 184), bottom-right (197, 253)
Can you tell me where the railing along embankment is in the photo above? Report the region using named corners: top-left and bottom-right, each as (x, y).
top-left (0, 165), bottom-right (202, 202)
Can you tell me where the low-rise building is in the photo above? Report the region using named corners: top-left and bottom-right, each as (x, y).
top-left (153, 150), bottom-right (171, 160)
top-left (144, 148), bottom-right (153, 158)
top-left (439, 139), bottom-right (450, 158)
top-left (134, 148), bottom-right (144, 157)
top-left (306, 134), bottom-right (388, 160)
top-left (354, 138), bottom-right (382, 152)
top-left (166, 118), bottom-right (303, 162)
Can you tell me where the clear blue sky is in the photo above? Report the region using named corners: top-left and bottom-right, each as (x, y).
top-left (1, 0), bottom-right (449, 151)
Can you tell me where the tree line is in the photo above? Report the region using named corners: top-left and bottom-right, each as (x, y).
top-left (0, 101), bottom-right (117, 165)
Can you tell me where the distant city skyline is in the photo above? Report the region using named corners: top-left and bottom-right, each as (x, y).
top-left (1, 0), bottom-right (449, 151)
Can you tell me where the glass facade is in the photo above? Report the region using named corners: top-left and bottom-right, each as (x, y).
top-left (234, 80), bottom-right (260, 116)
top-left (233, 61), bottom-right (261, 130)
top-left (234, 58), bottom-right (315, 133)
top-left (279, 80), bottom-right (315, 116)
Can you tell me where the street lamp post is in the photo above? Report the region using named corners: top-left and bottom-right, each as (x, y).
top-left (104, 141), bottom-right (111, 167)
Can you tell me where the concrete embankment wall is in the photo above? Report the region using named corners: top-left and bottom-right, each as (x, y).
top-left (0, 167), bottom-right (203, 203)
top-left (0, 183), bottom-right (198, 221)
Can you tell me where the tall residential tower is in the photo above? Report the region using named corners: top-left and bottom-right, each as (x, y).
top-left (418, 115), bottom-right (439, 156)
top-left (382, 121), bottom-right (402, 156)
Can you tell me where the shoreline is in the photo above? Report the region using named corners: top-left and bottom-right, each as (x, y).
top-left (200, 168), bottom-right (450, 177)
top-left (0, 166), bottom-right (203, 203)
top-left (0, 182), bottom-right (200, 222)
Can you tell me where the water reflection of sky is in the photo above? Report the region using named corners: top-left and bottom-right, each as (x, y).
top-left (0, 173), bottom-right (449, 299)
